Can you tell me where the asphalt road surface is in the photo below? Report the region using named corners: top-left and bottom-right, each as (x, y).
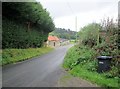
top-left (2, 45), bottom-right (73, 87)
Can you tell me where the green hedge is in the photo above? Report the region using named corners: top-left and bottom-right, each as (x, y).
top-left (2, 18), bottom-right (48, 48)
top-left (2, 2), bottom-right (55, 49)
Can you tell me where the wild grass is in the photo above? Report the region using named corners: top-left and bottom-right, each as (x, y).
top-left (2, 47), bottom-right (53, 66)
top-left (70, 64), bottom-right (119, 88)
top-left (63, 45), bottom-right (119, 88)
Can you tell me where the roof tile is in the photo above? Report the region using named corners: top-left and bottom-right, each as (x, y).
top-left (48, 36), bottom-right (59, 41)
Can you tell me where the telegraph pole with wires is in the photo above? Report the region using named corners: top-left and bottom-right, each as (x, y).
top-left (75, 16), bottom-right (77, 43)
top-left (66, 0), bottom-right (78, 43)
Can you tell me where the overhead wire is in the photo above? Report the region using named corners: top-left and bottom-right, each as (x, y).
top-left (65, 0), bottom-right (78, 42)
top-left (65, 0), bottom-right (75, 15)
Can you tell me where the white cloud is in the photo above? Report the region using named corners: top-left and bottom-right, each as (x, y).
top-left (37, 0), bottom-right (119, 31)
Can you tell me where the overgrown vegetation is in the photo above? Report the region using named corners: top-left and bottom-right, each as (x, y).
top-left (63, 45), bottom-right (96, 70)
top-left (2, 47), bottom-right (53, 66)
top-left (70, 64), bottom-right (119, 88)
top-left (79, 18), bottom-right (119, 68)
top-left (63, 18), bottom-right (119, 88)
top-left (79, 23), bottom-right (100, 47)
top-left (63, 45), bottom-right (119, 88)
top-left (2, 2), bottom-right (55, 49)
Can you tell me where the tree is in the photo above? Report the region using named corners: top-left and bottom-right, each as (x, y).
top-left (2, 2), bottom-right (55, 48)
top-left (78, 23), bottom-right (101, 47)
top-left (2, 2), bottom-right (55, 32)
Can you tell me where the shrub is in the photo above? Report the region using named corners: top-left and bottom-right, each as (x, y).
top-left (78, 23), bottom-right (101, 47)
top-left (63, 44), bottom-right (119, 87)
top-left (63, 45), bottom-right (96, 69)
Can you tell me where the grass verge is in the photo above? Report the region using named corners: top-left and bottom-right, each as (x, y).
top-left (63, 45), bottom-right (119, 88)
top-left (2, 47), bottom-right (53, 66)
top-left (70, 64), bottom-right (119, 88)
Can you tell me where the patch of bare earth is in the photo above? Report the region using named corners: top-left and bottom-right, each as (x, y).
top-left (56, 70), bottom-right (99, 87)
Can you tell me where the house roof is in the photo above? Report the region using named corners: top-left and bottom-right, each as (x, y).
top-left (48, 36), bottom-right (59, 41)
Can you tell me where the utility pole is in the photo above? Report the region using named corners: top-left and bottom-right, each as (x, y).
top-left (97, 28), bottom-right (99, 46)
top-left (75, 16), bottom-right (77, 43)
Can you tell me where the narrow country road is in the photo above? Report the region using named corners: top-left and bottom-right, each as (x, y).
top-left (3, 45), bottom-right (73, 87)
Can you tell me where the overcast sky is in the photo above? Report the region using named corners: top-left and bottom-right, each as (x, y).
top-left (36, 0), bottom-right (119, 31)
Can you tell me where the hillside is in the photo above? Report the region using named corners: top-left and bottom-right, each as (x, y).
top-left (49, 28), bottom-right (77, 40)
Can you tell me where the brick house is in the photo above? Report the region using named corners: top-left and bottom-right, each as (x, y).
top-left (47, 36), bottom-right (60, 47)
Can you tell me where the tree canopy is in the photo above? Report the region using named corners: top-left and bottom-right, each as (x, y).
top-left (2, 2), bottom-right (55, 48)
top-left (78, 23), bottom-right (101, 47)
top-left (2, 2), bottom-right (55, 32)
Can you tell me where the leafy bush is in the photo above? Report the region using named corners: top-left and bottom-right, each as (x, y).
top-left (63, 18), bottom-right (119, 88)
top-left (78, 23), bottom-right (101, 47)
top-left (63, 45), bottom-right (119, 88)
top-left (103, 66), bottom-right (119, 79)
top-left (84, 60), bottom-right (98, 72)
top-left (63, 45), bottom-right (96, 69)
top-left (94, 42), bottom-right (118, 56)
